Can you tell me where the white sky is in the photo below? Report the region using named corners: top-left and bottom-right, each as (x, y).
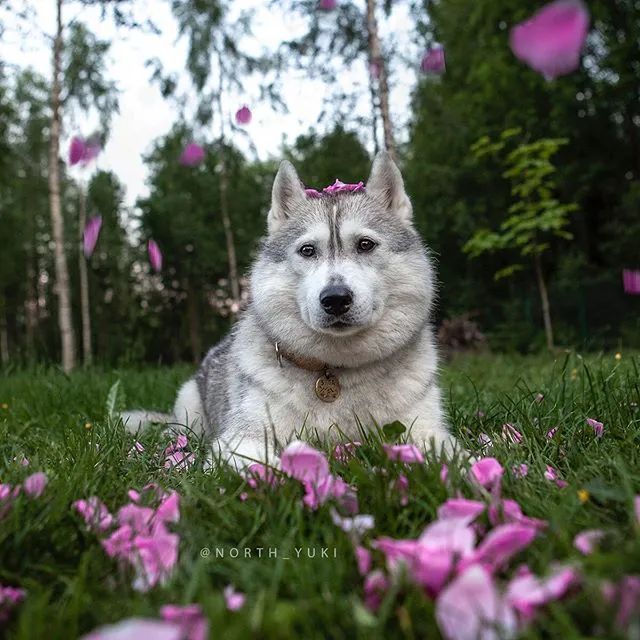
top-left (1, 0), bottom-right (421, 207)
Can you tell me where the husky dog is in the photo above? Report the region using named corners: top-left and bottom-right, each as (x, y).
top-left (123, 152), bottom-right (459, 468)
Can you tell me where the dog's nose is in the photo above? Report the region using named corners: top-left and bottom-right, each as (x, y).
top-left (319, 285), bottom-right (353, 316)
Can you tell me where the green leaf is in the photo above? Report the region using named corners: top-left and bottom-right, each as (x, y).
top-left (105, 380), bottom-right (121, 419)
top-left (382, 421), bottom-right (407, 441)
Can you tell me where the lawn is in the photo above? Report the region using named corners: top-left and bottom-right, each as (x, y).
top-left (0, 352), bottom-right (639, 639)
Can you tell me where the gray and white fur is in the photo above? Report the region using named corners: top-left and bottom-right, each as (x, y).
top-left (122, 152), bottom-right (459, 468)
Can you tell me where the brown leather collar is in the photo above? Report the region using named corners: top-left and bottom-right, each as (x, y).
top-left (275, 342), bottom-right (331, 372)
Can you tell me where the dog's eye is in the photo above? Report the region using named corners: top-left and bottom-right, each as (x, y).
top-left (299, 244), bottom-right (316, 258)
top-left (357, 238), bottom-right (377, 253)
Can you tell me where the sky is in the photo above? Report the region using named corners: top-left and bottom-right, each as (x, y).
top-left (1, 0), bottom-right (421, 207)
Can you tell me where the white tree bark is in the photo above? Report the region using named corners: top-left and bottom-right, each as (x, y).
top-left (48, 0), bottom-right (76, 372)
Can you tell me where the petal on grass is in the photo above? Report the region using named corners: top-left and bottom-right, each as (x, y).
top-left (23, 471), bottom-right (48, 498)
top-left (224, 585), bottom-right (246, 611)
top-left (573, 529), bottom-right (605, 555)
top-left (436, 566), bottom-right (517, 640)
top-left (280, 441), bottom-right (330, 484)
top-left (382, 444), bottom-right (425, 464)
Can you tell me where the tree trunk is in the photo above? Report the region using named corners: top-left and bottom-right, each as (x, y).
top-left (367, 54), bottom-right (380, 154)
top-left (366, 0), bottom-right (396, 160)
top-left (24, 249), bottom-right (38, 359)
top-left (186, 281), bottom-right (202, 364)
top-left (78, 186), bottom-right (92, 366)
top-left (534, 253), bottom-right (554, 351)
top-left (48, 0), bottom-right (76, 373)
top-left (215, 55), bottom-right (240, 312)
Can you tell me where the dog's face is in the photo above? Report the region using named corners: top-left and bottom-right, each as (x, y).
top-left (251, 152), bottom-right (435, 366)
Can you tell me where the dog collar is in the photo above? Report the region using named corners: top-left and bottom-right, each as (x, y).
top-left (274, 342), bottom-right (341, 403)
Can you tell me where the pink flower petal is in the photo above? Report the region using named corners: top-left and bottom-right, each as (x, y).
top-left (382, 444), bottom-right (425, 464)
top-left (635, 495), bottom-right (640, 525)
top-left (235, 106), bottom-right (252, 125)
top-left (506, 565), bottom-right (579, 621)
top-left (148, 239), bottom-right (163, 272)
top-left (224, 585), bottom-right (246, 611)
top-left (280, 441), bottom-right (330, 484)
top-left (395, 473), bottom-right (409, 506)
top-left (132, 527), bottom-right (180, 591)
top-left (323, 179), bottom-right (365, 195)
top-left (179, 142), bottom-right (205, 167)
top-left (436, 566), bottom-right (517, 640)
top-left (477, 432), bottom-right (493, 449)
top-left (318, 0), bottom-right (337, 10)
top-left (420, 518), bottom-right (477, 558)
top-left (245, 462), bottom-right (280, 488)
top-left (332, 441), bottom-right (361, 462)
top-left (470, 457), bottom-right (504, 489)
top-left (463, 523), bottom-right (538, 572)
top-left (501, 424), bottom-right (523, 444)
top-left (586, 418), bottom-right (604, 438)
top-left (544, 465), bottom-right (568, 488)
top-left (363, 570), bottom-right (389, 611)
top-left (156, 491), bottom-right (181, 524)
top-left (573, 529), bottom-right (605, 555)
top-left (23, 471), bottom-right (48, 498)
top-left (355, 546), bottom-right (372, 576)
top-left (160, 604), bottom-right (208, 640)
top-left (616, 575), bottom-right (640, 629)
top-left (81, 618), bottom-right (182, 640)
top-left (489, 499), bottom-right (547, 531)
top-left (623, 269), bottom-right (640, 295)
top-left (73, 497), bottom-right (114, 533)
top-left (546, 427), bottom-right (558, 440)
top-left (440, 464), bottom-right (449, 483)
top-left (437, 498), bottom-right (485, 523)
top-left (0, 584), bottom-right (26, 623)
top-left (302, 474), bottom-right (351, 510)
top-left (69, 137), bottom-right (85, 166)
top-left (512, 463), bottom-right (529, 479)
top-left (83, 215), bottom-right (103, 258)
top-left (420, 46), bottom-right (446, 75)
top-left (510, 0), bottom-right (590, 80)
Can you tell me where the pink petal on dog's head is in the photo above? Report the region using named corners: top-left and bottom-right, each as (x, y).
top-left (318, 0), bottom-right (337, 10)
top-left (148, 239), bottom-right (163, 272)
top-left (280, 441), bottom-right (330, 484)
top-left (436, 566), bottom-right (517, 640)
top-left (510, 0), bottom-right (590, 80)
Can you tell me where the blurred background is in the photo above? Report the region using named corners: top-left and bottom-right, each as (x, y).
top-left (0, 0), bottom-right (638, 371)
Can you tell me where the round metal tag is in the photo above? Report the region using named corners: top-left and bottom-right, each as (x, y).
top-left (315, 371), bottom-right (341, 402)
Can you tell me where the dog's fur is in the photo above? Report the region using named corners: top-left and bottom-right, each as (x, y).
top-left (123, 152), bottom-right (459, 467)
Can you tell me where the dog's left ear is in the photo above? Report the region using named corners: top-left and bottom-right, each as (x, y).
top-left (366, 151), bottom-right (412, 222)
top-left (268, 160), bottom-right (307, 233)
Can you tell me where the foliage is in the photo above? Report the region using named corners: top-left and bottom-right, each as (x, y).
top-left (463, 129), bottom-right (578, 281)
top-left (0, 353), bottom-right (639, 637)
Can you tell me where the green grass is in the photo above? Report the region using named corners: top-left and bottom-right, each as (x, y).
top-left (0, 352), bottom-right (639, 639)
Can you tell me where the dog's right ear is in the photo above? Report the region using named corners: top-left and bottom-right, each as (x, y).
top-left (268, 160), bottom-right (306, 233)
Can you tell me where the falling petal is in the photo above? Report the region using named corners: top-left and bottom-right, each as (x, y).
top-left (69, 137), bottom-right (86, 166)
top-left (148, 239), bottom-right (163, 272)
top-left (179, 142), bottom-right (205, 167)
top-left (420, 46), bottom-right (446, 75)
top-left (510, 0), bottom-right (590, 80)
top-left (622, 269), bottom-right (640, 295)
top-left (83, 216), bottom-right (103, 258)
top-left (235, 106), bottom-right (252, 125)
